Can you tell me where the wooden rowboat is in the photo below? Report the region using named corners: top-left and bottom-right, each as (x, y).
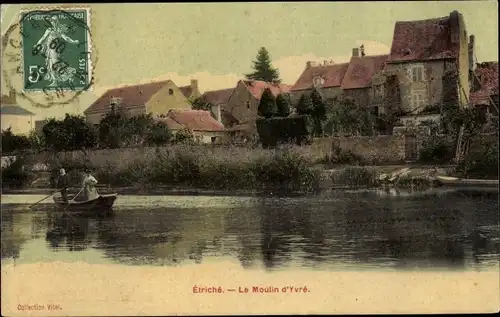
top-left (53, 193), bottom-right (118, 212)
top-left (435, 176), bottom-right (499, 191)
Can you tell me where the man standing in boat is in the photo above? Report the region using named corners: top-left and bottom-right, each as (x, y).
top-left (82, 169), bottom-right (99, 201)
top-left (56, 168), bottom-right (69, 203)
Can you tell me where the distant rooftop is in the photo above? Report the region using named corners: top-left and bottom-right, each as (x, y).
top-left (0, 105), bottom-right (35, 116)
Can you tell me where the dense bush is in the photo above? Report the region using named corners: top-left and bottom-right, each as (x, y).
top-left (418, 137), bottom-right (454, 164)
top-left (276, 93), bottom-right (291, 117)
top-left (455, 136), bottom-right (499, 179)
top-left (257, 88), bottom-right (277, 118)
top-left (253, 150), bottom-right (321, 193)
top-left (43, 114), bottom-right (97, 152)
top-left (44, 145), bottom-right (321, 193)
top-left (1, 128), bottom-right (31, 154)
top-left (323, 145), bottom-right (367, 166)
top-left (330, 166), bottom-right (379, 188)
top-left (256, 115), bottom-right (313, 147)
top-left (1, 157), bottom-right (35, 188)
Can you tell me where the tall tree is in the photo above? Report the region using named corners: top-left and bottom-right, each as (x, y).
top-left (310, 87), bottom-right (327, 136)
top-left (276, 93), bottom-right (291, 117)
top-left (43, 114), bottom-right (97, 152)
top-left (296, 94), bottom-right (314, 115)
top-left (245, 47), bottom-right (281, 83)
top-left (258, 88), bottom-right (277, 118)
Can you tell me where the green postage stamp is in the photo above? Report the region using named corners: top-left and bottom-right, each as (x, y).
top-left (20, 9), bottom-right (92, 92)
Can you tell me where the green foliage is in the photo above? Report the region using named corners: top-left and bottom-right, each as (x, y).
top-left (296, 94), bottom-right (314, 115)
top-left (245, 47), bottom-right (281, 83)
top-left (253, 150), bottom-right (320, 193)
top-left (330, 166), bottom-right (379, 188)
top-left (1, 156), bottom-right (35, 188)
top-left (256, 115), bottom-right (313, 147)
top-left (43, 114), bottom-right (97, 152)
top-left (455, 135), bottom-right (499, 179)
top-left (190, 97), bottom-right (214, 111)
top-left (1, 128), bottom-right (31, 154)
top-left (51, 145), bottom-right (321, 193)
top-left (173, 127), bottom-right (194, 144)
top-left (257, 88), bottom-right (277, 118)
top-left (97, 106), bottom-right (130, 148)
top-left (310, 87), bottom-right (327, 136)
top-left (419, 120), bottom-right (441, 135)
top-left (323, 95), bottom-right (375, 136)
top-left (418, 136), bottom-right (454, 164)
top-left (98, 108), bottom-right (165, 148)
top-left (276, 93), bottom-right (291, 117)
top-left (324, 145), bottom-right (367, 166)
top-left (145, 122), bottom-right (171, 146)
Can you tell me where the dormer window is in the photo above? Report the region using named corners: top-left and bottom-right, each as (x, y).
top-left (313, 76), bottom-right (325, 87)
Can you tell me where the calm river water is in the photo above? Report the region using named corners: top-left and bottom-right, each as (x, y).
top-left (1, 189), bottom-right (499, 271)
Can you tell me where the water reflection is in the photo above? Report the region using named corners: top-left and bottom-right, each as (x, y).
top-left (1, 191), bottom-right (499, 270)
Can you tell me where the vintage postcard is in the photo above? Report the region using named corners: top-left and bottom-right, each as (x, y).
top-left (1, 2), bottom-right (499, 316)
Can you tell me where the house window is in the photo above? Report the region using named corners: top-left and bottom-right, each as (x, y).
top-left (411, 65), bottom-right (424, 82)
top-left (372, 84), bottom-right (383, 97)
top-left (313, 76), bottom-right (324, 87)
top-left (168, 89), bottom-right (174, 95)
top-left (211, 136), bottom-right (216, 143)
top-left (411, 90), bottom-right (426, 111)
top-left (246, 101), bottom-right (250, 109)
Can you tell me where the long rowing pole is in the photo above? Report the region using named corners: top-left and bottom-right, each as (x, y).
top-left (29, 186), bottom-right (68, 209)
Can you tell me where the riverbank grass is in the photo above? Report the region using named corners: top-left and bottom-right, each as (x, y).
top-left (44, 145), bottom-right (322, 193)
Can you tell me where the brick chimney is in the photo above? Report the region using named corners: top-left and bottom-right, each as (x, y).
top-left (190, 79), bottom-right (198, 90)
top-left (352, 48), bottom-right (359, 57)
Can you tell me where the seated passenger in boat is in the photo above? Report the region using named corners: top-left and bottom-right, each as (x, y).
top-left (82, 169), bottom-right (99, 201)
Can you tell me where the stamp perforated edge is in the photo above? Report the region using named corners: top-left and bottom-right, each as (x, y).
top-left (17, 5), bottom-right (95, 93)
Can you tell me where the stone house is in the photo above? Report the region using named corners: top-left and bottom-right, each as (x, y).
top-left (383, 10), bottom-right (473, 121)
top-left (161, 109), bottom-right (227, 144)
top-left (199, 87), bottom-right (236, 125)
top-left (1, 91), bottom-right (35, 135)
top-left (340, 47), bottom-right (389, 115)
top-left (84, 79), bottom-right (195, 125)
top-left (290, 60), bottom-right (349, 105)
top-left (224, 80), bottom-right (292, 137)
top-left (470, 61), bottom-right (499, 116)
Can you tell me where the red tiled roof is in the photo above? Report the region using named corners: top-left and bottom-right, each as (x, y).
top-left (291, 63), bottom-right (350, 91)
top-left (341, 54), bottom-right (388, 89)
top-left (84, 80), bottom-right (170, 114)
top-left (388, 16), bottom-right (459, 63)
top-left (167, 109), bottom-right (224, 132)
top-left (470, 61), bottom-right (499, 106)
top-left (155, 117), bottom-right (184, 130)
top-left (242, 80), bottom-right (292, 99)
top-left (201, 88), bottom-right (235, 105)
